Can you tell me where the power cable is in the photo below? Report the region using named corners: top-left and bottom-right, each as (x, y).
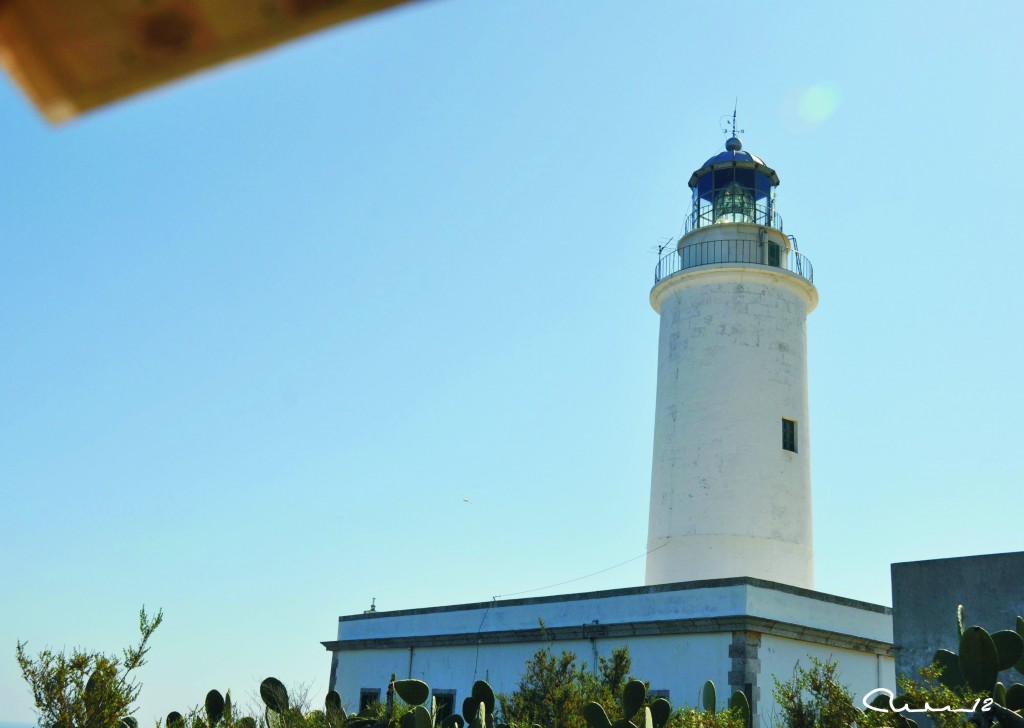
top-left (492, 542), bottom-right (668, 600)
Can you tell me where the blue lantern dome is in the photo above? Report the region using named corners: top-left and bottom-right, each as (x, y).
top-left (687, 137), bottom-right (782, 231)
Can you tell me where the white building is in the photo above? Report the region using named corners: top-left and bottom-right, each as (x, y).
top-left (323, 134), bottom-right (895, 726)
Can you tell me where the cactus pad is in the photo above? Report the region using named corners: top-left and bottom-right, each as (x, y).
top-left (639, 707), bottom-right (653, 728)
top-left (260, 677), bottom-right (289, 713)
top-left (206, 690), bottom-right (225, 727)
top-left (729, 690), bottom-right (750, 728)
top-left (1016, 617), bottom-right (1024, 675)
top-left (411, 705), bottom-right (432, 728)
top-left (325, 691), bottom-right (341, 712)
top-left (1007, 683), bottom-right (1024, 711)
top-left (993, 630), bottom-right (1024, 671)
top-left (582, 702), bottom-right (612, 728)
top-left (934, 649), bottom-right (967, 689)
top-left (463, 697), bottom-right (481, 723)
top-left (648, 698), bottom-right (671, 728)
top-left (959, 626), bottom-right (999, 692)
top-left (471, 701), bottom-right (487, 728)
top-left (472, 681), bottom-right (496, 715)
top-left (394, 679), bottom-right (430, 706)
top-left (325, 690), bottom-right (345, 722)
top-left (622, 680), bottom-right (646, 719)
top-left (265, 709), bottom-right (283, 728)
top-left (701, 681), bottom-right (716, 714)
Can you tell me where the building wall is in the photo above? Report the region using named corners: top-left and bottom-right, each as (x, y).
top-left (758, 634), bottom-right (893, 725)
top-left (613, 632), bottom-right (732, 702)
top-left (326, 579), bottom-right (893, 727)
top-left (335, 633), bottom-right (734, 715)
top-left (891, 552), bottom-right (1024, 682)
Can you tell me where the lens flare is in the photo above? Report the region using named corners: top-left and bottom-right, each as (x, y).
top-left (781, 84), bottom-right (841, 132)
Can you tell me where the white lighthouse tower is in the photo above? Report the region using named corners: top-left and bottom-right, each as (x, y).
top-left (645, 131), bottom-right (818, 590)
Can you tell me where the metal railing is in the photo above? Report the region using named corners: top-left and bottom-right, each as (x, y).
top-left (654, 239), bottom-right (814, 285)
top-left (685, 203), bottom-right (783, 233)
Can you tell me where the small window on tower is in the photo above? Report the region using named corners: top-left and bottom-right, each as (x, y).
top-left (782, 418), bottom-right (797, 452)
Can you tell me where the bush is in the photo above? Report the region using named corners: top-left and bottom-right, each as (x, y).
top-left (16, 606), bottom-right (163, 728)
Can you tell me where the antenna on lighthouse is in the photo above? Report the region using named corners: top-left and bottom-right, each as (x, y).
top-left (649, 236), bottom-right (673, 255)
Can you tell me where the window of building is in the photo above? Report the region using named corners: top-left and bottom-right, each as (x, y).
top-left (359, 688), bottom-right (381, 714)
top-left (782, 418), bottom-right (797, 452)
top-left (432, 690), bottom-right (456, 720)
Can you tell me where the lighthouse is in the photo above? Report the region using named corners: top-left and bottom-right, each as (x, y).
top-left (326, 131), bottom-right (897, 721)
top-left (645, 133), bottom-right (818, 589)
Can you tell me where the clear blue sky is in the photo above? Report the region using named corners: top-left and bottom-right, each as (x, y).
top-left (3, 0), bottom-right (1023, 723)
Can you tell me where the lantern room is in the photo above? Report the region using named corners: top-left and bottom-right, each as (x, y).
top-left (687, 136), bottom-right (782, 232)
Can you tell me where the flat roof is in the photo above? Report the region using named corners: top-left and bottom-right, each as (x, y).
top-left (339, 576), bottom-right (891, 622)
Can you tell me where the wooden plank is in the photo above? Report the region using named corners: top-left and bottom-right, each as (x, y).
top-left (0, 0), bottom-right (419, 123)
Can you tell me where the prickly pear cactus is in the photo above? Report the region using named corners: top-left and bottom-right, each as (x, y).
top-left (206, 689), bottom-right (226, 727)
top-left (325, 690), bottom-right (346, 728)
top-left (959, 626), bottom-right (999, 692)
top-left (701, 680), bottom-right (716, 715)
top-left (728, 689), bottom-right (750, 728)
top-left (1007, 682), bottom-right (1024, 711)
top-left (581, 676), bottom-right (651, 728)
top-left (461, 697), bottom-right (480, 726)
top-left (934, 648), bottom-right (967, 689)
top-left (439, 715), bottom-right (464, 728)
top-left (582, 701), bottom-right (612, 728)
top-left (637, 706), bottom-right (653, 728)
top-left (260, 677), bottom-right (289, 714)
top-left (1016, 617), bottom-right (1024, 675)
top-left (394, 680), bottom-right (430, 706)
top-left (648, 698), bottom-right (670, 728)
top-left (622, 679), bottom-right (646, 720)
top-left (469, 701), bottom-right (486, 728)
top-left (992, 630), bottom-right (1024, 671)
top-left (935, 605), bottom-right (1024, 703)
top-left (399, 705), bottom-right (432, 728)
top-left (471, 681), bottom-right (496, 717)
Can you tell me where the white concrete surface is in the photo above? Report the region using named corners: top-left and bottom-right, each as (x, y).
top-left (758, 634), bottom-right (895, 726)
top-left (645, 222), bottom-right (818, 589)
